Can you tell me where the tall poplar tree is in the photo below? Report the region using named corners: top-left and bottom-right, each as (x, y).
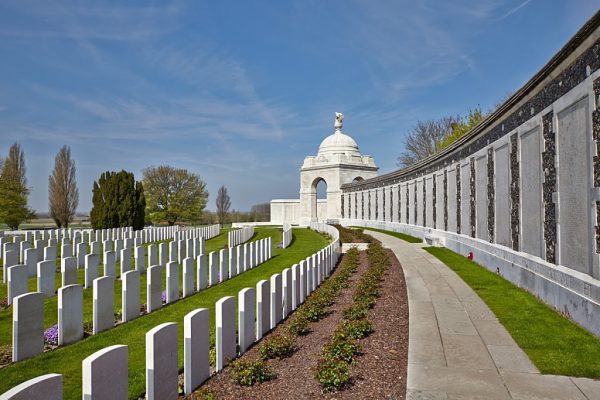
top-left (0, 142), bottom-right (35, 229)
top-left (48, 145), bottom-right (79, 228)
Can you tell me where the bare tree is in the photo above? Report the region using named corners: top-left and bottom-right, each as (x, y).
top-left (396, 116), bottom-right (456, 167)
top-left (48, 145), bottom-right (79, 228)
top-left (216, 185), bottom-right (231, 224)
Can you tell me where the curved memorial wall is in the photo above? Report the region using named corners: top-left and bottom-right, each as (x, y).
top-left (340, 11), bottom-right (600, 337)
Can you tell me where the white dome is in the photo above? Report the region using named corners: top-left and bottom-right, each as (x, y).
top-left (317, 130), bottom-right (361, 156)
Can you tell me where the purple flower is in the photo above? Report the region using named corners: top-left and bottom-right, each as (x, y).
top-left (161, 291), bottom-right (167, 303)
top-left (44, 324), bottom-right (59, 345)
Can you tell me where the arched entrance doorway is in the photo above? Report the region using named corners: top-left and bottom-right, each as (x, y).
top-left (312, 177), bottom-right (327, 222)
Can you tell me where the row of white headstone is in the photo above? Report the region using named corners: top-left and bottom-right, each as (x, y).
top-left (2, 232), bottom-right (340, 400)
top-left (282, 223), bottom-right (292, 248)
top-left (0, 224), bottom-right (221, 275)
top-left (3, 235), bottom-right (214, 307)
top-left (227, 226), bottom-right (255, 248)
top-left (10, 237), bottom-right (273, 362)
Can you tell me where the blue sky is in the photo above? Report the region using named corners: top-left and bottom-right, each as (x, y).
top-left (0, 0), bottom-right (598, 213)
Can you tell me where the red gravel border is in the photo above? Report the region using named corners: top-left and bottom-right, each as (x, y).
top-left (187, 248), bottom-right (408, 399)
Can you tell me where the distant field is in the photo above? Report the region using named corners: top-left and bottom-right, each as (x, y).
top-left (0, 217), bottom-right (91, 230)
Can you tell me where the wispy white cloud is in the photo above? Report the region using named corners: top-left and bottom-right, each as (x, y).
top-left (0, 1), bottom-right (182, 41)
top-left (494, 0), bottom-right (532, 21)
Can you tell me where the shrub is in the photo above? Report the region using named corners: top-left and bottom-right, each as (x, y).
top-left (259, 334), bottom-right (297, 360)
top-left (315, 358), bottom-right (352, 393)
top-left (286, 314), bottom-right (310, 336)
top-left (230, 359), bottom-right (275, 386)
top-left (339, 319), bottom-right (373, 340)
top-left (342, 304), bottom-right (369, 321)
top-left (322, 333), bottom-right (361, 364)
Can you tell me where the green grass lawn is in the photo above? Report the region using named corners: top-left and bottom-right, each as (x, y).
top-left (357, 226), bottom-right (422, 243)
top-left (0, 227), bottom-right (328, 399)
top-left (0, 229), bottom-right (240, 347)
top-left (425, 246), bottom-right (600, 377)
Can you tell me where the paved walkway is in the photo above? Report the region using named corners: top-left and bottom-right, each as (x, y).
top-left (368, 230), bottom-right (600, 400)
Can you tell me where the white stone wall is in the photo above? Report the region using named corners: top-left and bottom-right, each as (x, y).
top-left (339, 21), bottom-right (600, 337)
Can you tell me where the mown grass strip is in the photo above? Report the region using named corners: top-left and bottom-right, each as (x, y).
top-left (355, 227), bottom-right (422, 243)
top-left (0, 227), bottom-right (328, 399)
top-left (0, 229), bottom-right (240, 347)
top-left (425, 246), bottom-right (600, 377)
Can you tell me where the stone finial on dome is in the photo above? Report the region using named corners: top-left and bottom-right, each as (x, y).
top-left (334, 112), bottom-right (344, 131)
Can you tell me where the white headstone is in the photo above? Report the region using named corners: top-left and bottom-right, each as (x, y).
top-left (270, 273), bottom-right (282, 329)
top-left (159, 242), bottom-right (168, 266)
top-left (215, 296), bottom-right (236, 371)
top-left (93, 276), bottom-right (114, 334)
top-left (3, 248), bottom-right (17, 283)
top-left (121, 270), bottom-right (140, 322)
top-left (146, 322), bottom-right (178, 400)
top-left (58, 284), bottom-right (83, 345)
top-left (256, 279), bottom-right (270, 340)
top-left (134, 246), bottom-right (145, 274)
top-left (8, 265), bottom-right (28, 305)
top-left (184, 308), bottom-right (210, 395)
top-left (82, 345), bottom-right (128, 400)
top-left (282, 268), bottom-right (292, 318)
top-left (238, 287), bottom-right (255, 353)
top-left (0, 373), bottom-right (62, 400)
top-left (12, 292), bottom-right (44, 361)
top-left (299, 260), bottom-right (306, 304)
top-left (44, 246), bottom-right (57, 262)
top-left (76, 243), bottom-right (87, 268)
top-left (61, 257), bottom-right (78, 287)
top-left (291, 264), bottom-right (299, 310)
top-left (37, 260), bottom-right (55, 297)
top-left (236, 246), bottom-right (243, 275)
top-left (24, 248), bottom-right (38, 277)
top-left (182, 257), bottom-right (194, 298)
top-left (169, 241), bottom-right (177, 263)
top-left (84, 254), bottom-right (99, 289)
top-left (147, 265), bottom-right (162, 313)
top-left (219, 248), bottom-right (228, 282)
top-left (120, 248), bottom-right (132, 276)
top-left (166, 261), bottom-right (179, 304)
top-left (208, 252), bottom-right (218, 286)
top-left (196, 255), bottom-right (207, 291)
top-left (103, 251), bottom-right (116, 278)
top-left (148, 244), bottom-right (158, 269)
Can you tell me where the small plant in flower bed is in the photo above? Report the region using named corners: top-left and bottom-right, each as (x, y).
top-left (190, 387), bottom-right (215, 399)
top-left (315, 357), bottom-right (352, 393)
top-left (0, 297), bottom-right (8, 309)
top-left (230, 359), bottom-right (275, 386)
top-left (322, 332), bottom-right (362, 364)
top-left (286, 313), bottom-right (311, 336)
top-left (258, 334), bottom-right (297, 360)
top-left (44, 324), bottom-right (59, 346)
top-left (342, 303), bottom-right (369, 321)
top-left (315, 242), bottom-right (390, 392)
top-left (333, 224), bottom-right (376, 244)
top-left (339, 318), bottom-right (373, 340)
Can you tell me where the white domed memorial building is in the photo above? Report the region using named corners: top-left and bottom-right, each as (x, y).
top-left (270, 113), bottom-right (378, 226)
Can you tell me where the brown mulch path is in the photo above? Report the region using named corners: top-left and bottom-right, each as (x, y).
top-left (189, 249), bottom-right (408, 400)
